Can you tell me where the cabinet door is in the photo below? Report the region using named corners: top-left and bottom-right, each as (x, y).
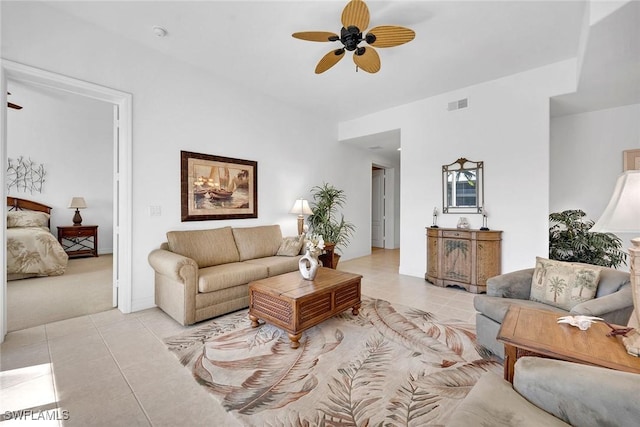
top-left (427, 235), bottom-right (439, 277)
top-left (441, 237), bottom-right (472, 284)
top-left (477, 239), bottom-right (501, 286)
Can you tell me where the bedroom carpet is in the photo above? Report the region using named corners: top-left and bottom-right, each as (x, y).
top-left (166, 297), bottom-right (500, 426)
top-left (7, 255), bottom-right (113, 332)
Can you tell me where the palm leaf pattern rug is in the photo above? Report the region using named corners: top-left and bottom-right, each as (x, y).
top-left (165, 297), bottom-right (500, 426)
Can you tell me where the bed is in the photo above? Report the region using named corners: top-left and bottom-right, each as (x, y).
top-left (7, 197), bottom-right (69, 280)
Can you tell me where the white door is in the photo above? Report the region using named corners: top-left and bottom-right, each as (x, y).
top-left (112, 105), bottom-right (119, 307)
top-left (371, 169), bottom-right (385, 248)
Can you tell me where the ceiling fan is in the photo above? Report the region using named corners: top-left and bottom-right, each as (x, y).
top-left (292, 0), bottom-right (415, 74)
top-left (7, 92), bottom-right (22, 110)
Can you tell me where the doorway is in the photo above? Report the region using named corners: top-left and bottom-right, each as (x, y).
top-left (372, 167), bottom-right (385, 248)
top-left (371, 164), bottom-right (398, 250)
top-left (1, 60), bottom-right (132, 340)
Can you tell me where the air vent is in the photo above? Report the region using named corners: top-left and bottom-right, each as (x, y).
top-left (447, 98), bottom-right (468, 111)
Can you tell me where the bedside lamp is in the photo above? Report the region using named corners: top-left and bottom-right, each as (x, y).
top-left (290, 198), bottom-right (312, 236)
top-left (68, 197), bottom-right (87, 226)
top-left (591, 170), bottom-right (640, 356)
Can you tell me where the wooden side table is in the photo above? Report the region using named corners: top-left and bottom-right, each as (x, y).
top-left (497, 306), bottom-right (640, 383)
top-left (57, 225), bottom-right (99, 258)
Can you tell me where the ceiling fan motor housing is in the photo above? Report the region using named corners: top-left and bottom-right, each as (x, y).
top-left (340, 25), bottom-right (363, 51)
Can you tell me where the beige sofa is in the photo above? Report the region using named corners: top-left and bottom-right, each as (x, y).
top-left (148, 225), bottom-right (303, 325)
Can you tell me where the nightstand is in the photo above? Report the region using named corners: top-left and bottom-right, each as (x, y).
top-left (57, 225), bottom-right (99, 258)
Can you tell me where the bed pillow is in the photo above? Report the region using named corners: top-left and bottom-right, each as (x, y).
top-left (276, 235), bottom-right (305, 257)
top-left (7, 211), bottom-right (50, 228)
top-left (530, 257), bottom-right (602, 311)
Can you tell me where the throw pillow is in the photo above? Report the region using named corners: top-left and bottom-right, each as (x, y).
top-left (276, 235), bottom-right (304, 257)
top-left (530, 257), bottom-right (602, 311)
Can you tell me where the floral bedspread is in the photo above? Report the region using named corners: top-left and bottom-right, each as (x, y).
top-left (7, 227), bottom-right (69, 277)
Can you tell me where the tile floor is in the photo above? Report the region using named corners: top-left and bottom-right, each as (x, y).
top-left (1, 249), bottom-right (479, 426)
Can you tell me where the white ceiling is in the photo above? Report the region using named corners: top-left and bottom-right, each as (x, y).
top-left (12, 1), bottom-right (640, 162)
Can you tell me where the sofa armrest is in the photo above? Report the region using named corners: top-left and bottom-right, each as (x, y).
top-left (486, 268), bottom-right (534, 299)
top-left (148, 248), bottom-right (199, 325)
top-left (514, 357), bottom-right (640, 427)
top-left (570, 284), bottom-right (634, 325)
top-left (148, 248), bottom-right (198, 283)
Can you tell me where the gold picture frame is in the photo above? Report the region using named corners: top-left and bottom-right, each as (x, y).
top-left (181, 151), bottom-right (257, 221)
top-left (623, 149), bottom-right (640, 171)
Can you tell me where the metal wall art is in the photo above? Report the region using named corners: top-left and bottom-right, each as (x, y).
top-left (7, 156), bottom-right (46, 194)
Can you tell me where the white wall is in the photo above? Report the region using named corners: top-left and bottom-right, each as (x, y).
top-left (340, 60), bottom-right (578, 278)
top-left (2, 2), bottom-right (374, 311)
top-left (550, 103), bottom-right (640, 262)
top-left (7, 81), bottom-right (114, 253)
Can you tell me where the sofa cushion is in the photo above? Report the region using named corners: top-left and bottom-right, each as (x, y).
top-left (244, 256), bottom-right (301, 277)
top-left (448, 371), bottom-right (570, 427)
top-left (232, 225), bottom-right (283, 261)
top-left (529, 257), bottom-right (601, 311)
top-left (198, 262), bottom-right (268, 293)
top-left (474, 296), bottom-right (567, 324)
top-left (276, 235), bottom-right (305, 257)
top-left (595, 267), bottom-right (631, 297)
top-left (167, 227), bottom-right (240, 268)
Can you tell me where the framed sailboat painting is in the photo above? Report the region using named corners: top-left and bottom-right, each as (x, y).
top-left (181, 151), bottom-right (258, 221)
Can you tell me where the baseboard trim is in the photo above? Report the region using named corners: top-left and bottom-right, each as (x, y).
top-left (130, 297), bottom-right (156, 313)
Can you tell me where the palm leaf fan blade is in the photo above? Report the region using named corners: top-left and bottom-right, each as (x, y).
top-left (292, 31), bottom-right (339, 42)
top-left (341, 0), bottom-right (369, 31)
top-left (367, 26), bottom-right (416, 48)
top-left (353, 47), bottom-right (380, 73)
top-left (316, 49), bottom-right (345, 74)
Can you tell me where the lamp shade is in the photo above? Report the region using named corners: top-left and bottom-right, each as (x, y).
top-left (68, 197), bottom-right (87, 209)
top-left (290, 199), bottom-right (312, 215)
top-left (591, 170), bottom-right (640, 233)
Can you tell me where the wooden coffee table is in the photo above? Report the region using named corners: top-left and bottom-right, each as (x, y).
top-left (248, 267), bottom-right (362, 348)
top-left (497, 306), bottom-right (640, 383)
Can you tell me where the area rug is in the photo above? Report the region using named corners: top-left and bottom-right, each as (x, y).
top-left (165, 297), bottom-right (500, 426)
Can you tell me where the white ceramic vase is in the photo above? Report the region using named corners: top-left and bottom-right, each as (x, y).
top-left (299, 249), bottom-right (320, 280)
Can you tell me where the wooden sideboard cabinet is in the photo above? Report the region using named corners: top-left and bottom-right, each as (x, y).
top-left (425, 227), bottom-right (502, 294)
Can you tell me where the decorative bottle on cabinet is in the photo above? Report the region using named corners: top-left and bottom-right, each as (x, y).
top-left (425, 227), bottom-right (502, 293)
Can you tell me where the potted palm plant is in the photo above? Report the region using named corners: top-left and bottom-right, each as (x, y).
top-left (307, 182), bottom-right (356, 267)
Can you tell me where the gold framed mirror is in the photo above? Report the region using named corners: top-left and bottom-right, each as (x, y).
top-left (442, 158), bottom-right (484, 214)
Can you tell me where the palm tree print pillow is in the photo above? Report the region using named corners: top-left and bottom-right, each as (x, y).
top-left (530, 257), bottom-right (602, 311)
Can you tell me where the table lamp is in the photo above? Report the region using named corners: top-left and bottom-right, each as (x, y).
top-left (290, 198), bottom-right (312, 236)
top-left (591, 170), bottom-right (640, 356)
top-left (68, 197), bottom-right (87, 226)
